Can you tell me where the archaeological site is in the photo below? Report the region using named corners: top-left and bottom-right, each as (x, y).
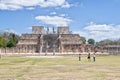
top-left (0, 26), bottom-right (88, 53)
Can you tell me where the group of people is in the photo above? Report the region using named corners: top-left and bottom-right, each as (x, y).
top-left (79, 53), bottom-right (96, 62)
top-left (87, 53), bottom-right (96, 62)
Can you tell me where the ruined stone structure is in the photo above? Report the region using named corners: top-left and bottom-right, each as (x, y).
top-left (103, 45), bottom-right (120, 55)
top-left (0, 26), bottom-right (108, 55)
top-left (15, 26), bottom-right (83, 53)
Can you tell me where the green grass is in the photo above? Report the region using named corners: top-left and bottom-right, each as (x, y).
top-left (0, 55), bottom-right (120, 80)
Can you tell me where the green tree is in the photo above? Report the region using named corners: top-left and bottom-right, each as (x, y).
top-left (80, 36), bottom-right (86, 44)
top-left (2, 32), bottom-right (10, 47)
top-left (88, 38), bottom-right (95, 45)
top-left (7, 39), bottom-right (16, 48)
top-left (0, 36), bottom-right (3, 47)
top-left (0, 32), bottom-right (20, 48)
top-left (97, 39), bottom-right (113, 46)
top-left (7, 33), bottom-right (19, 47)
top-left (9, 33), bottom-right (19, 44)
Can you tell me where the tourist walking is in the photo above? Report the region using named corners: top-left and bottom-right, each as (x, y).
top-left (79, 53), bottom-right (81, 61)
top-left (87, 53), bottom-right (91, 61)
top-left (93, 53), bottom-right (96, 62)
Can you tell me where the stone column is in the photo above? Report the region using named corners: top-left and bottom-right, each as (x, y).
top-left (45, 42), bottom-right (48, 56)
top-left (61, 44), bottom-right (64, 53)
top-left (0, 48), bottom-right (1, 53)
top-left (25, 47), bottom-right (27, 54)
top-left (0, 48), bottom-right (1, 58)
top-left (45, 49), bottom-right (47, 56)
top-left (53, 43), bottom-right (55, 55)
top-left (53, 49), bottom-right (55, 55)
top-left (19, 48), bottom-right (20, 54)
top-left (12, 48), bottom-right (13, 54)
top-left (40, 34), bottom-right (43, 53)
top-left (58, 34), bottom-right (61, 53)
top-left (5, 48), bottom-right (6, 54)
top-left (32, 46), bottom-right (33, 54)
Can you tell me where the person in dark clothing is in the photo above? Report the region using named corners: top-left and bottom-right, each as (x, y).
top-left (87, 53), bottom-right (91, 61)
top-left (93, 53), bottom-right (96, 62)
top-left (79, 53), bottom-right (81, 61)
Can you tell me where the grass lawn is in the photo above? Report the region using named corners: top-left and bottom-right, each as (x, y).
top-left (0, 55), bottom-right (120, 80)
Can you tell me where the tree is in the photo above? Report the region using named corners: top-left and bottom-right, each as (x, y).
top-left (80, 36), bottom-right (86, 44)
top-left (9, 33), bottom-right (19, 44)
top-left (0, 32), bottom-right (20, 48)
top-left (95, 38), bottom-right (120, 46)
top-left (88, 38), bottom-right (95, 45)
top-left (97, 39), bottom-right (113, 46)
top-left (0, 36), bottom-right (3, 47)
top-left (7, 39), bottom-right (16, 48)
top-left (1, 32), bottom-right (10, 47)
top-left (6, 33), bottom-right (19, 47)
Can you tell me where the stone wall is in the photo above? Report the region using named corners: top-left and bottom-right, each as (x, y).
top-left (103, 45), bottom-right (120, 55)
top-left (61, 34), bottom-right (82, 44)
top-left (18, 34), bottom-right (40, 45)
top-left (21, 34), bottom-right (39, 39)
top-left (0, 47), bottom-right (37, 53)
top-left (58, 27), bottom-right (69, 34)
top-left (32, 26), bottom-right (44, 34)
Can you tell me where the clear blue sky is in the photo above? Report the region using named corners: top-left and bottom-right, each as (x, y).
top-left (0, 0), bottom-right (120, 41)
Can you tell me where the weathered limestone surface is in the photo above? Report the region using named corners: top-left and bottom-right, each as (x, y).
top-left (103, 45), bottom-right (120, 55)
top-left (58, 27), bottom-right (69, 34)
top-left (32, 26), bottom-right (44, 34)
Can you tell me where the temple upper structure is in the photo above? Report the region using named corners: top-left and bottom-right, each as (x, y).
top-left (32, 26), bottom-right (44, 34)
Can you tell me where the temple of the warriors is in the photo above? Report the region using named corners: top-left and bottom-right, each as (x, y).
top-left (16, 26), bottom-right (83, 53)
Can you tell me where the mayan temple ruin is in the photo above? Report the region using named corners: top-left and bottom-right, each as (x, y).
top-left (16, 26), bottom-right (83, 53)
top-left (0, 26), bottom-right (110, 54)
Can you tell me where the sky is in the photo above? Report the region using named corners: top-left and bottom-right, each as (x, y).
top-left (0, 0), bottom-right (120, 41)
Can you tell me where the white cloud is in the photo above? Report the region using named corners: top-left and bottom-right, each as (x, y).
top-left (84, 22), bottom-right (115, 31)
top-left (27, 27), bottom-right (32, 30)
top-left (35, 15), bottom-right (71, 26)
top-left (0, 0), bottom-right (71, 10)
top-left (50, 12), bottom-right (56, 15)
top-left (60, 14), bottom-right (66, 17)
top-left (61, 1), bottom-right (71, 8)
top-left (74, 22), bottom-right (120, 41)
top-left (4, 29), bottom-right (15, 33)
top-left (26, 7), bottom-right (35, 10)
top-left (3, 29), bottom-right (19, 35)
top-left (0, 3), bottom-right (22, 10)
